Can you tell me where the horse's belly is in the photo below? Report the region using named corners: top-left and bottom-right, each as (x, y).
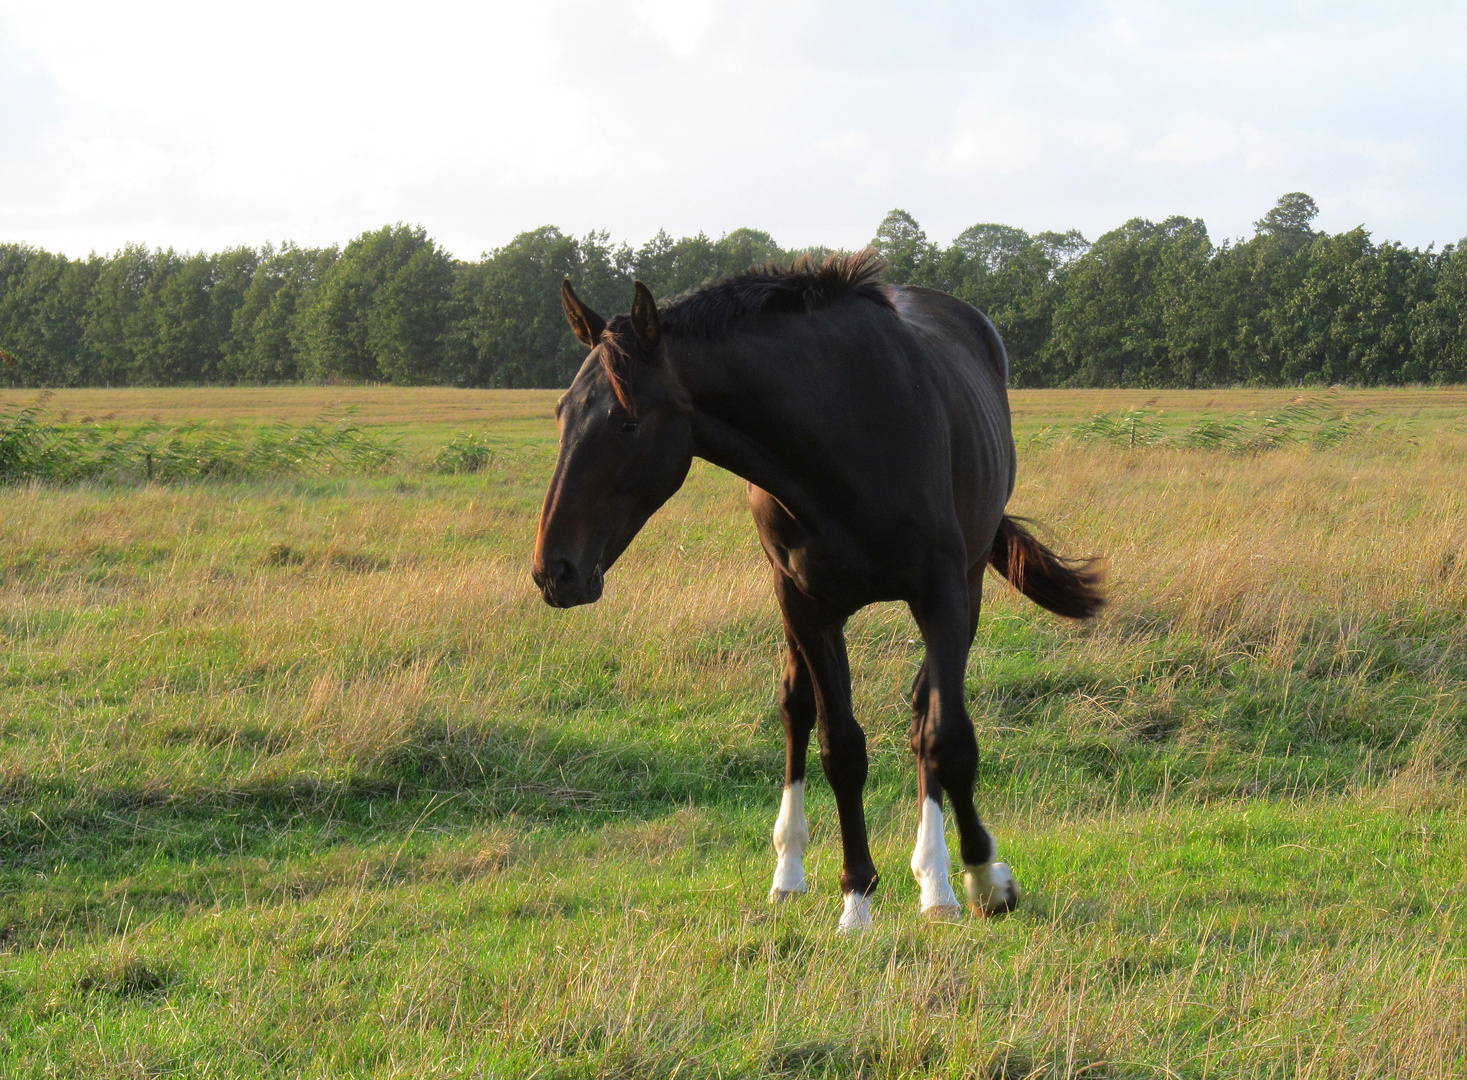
top-left (749, 484), bottom-right (920, 607)
top-left (783, 545), bottom-right (885, 603)
top-left (761, 518), bottom-right (911, 607)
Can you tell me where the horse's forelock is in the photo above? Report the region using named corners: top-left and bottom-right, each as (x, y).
top-left (596, 322), bottom-right (638, 415)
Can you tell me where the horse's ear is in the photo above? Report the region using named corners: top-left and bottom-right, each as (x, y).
top-left (562, 279), bottom-right (606, 348)
top-left (630, 280), bottom-right (661, 355)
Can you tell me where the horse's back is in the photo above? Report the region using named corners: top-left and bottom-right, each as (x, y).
top-left (888, 286), bottom-right (1016, 563)
top-left (891, 286), bottom-right (1008, 382)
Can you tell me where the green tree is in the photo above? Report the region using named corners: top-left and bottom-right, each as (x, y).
top-left (369, 244), bottom-right (456, 384)
top-left (710, 228), bottom-right (785, 279)
top-left (630, 228), bottom-right (786, 300)
top-left (930, 224), bottom-right (1088, 387)
top-left (82, 245), bottom-right (171, 386)
top-left (574, 230), bottom-right (637, 316)
top-left (1254, 192), bottom-right (1320, 252)
top-left (946, 223), bottom-right (1033, 281)
top-left (872, 209), bottom-right (936, 285)
top-left (632, 230), bottom-right (718, 298)
top-left (1412, 241), bottom-right (1467, 384)
top-left (222, 244), bottom-right (337, 383)
top-left (0, 201), bottom-right (1455, 390)
top-left (301, 224), bottom-right (452, 383)
top-left (1272, 229), bottom-right (1432, 385)
top-left (139, 250), bottom-right (215, 384)
top-left (441, 226), bottom-right (588, 388)
top-left (0, 246), bottom-right (99, 387)
top-left (206, 247), bottom-right (260, 379)
top-left (1043, 217), bottom-right (1212, 387)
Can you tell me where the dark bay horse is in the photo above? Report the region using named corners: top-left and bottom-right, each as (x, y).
top-left (533, 252), bottom-right (1102, 931)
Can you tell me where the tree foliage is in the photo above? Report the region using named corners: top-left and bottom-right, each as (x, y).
top-left (300, 224), bottom-right (454, 384)
top-left (1, 194), bottom-right (1463, 389)
top-left (222, 244), bottom-right (337, 383)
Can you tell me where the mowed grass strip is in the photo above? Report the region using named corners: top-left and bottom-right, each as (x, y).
top-left (1, 387), bottom-right (1465, 1078)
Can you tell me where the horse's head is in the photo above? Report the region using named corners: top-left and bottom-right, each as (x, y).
top-left (532, 279), bottom-right (693, 608)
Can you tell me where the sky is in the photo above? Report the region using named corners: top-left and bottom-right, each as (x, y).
top-left (1, 0), bottom-right (1464, 260)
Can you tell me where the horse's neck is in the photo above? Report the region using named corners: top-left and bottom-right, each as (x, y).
top-left (675, 336), bottom-right (826, 522)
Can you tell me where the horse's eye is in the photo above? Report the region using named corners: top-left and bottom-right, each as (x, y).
top-left (620, 420), bottom-right (640, 435)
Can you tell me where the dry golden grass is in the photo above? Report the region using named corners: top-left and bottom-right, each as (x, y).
top-left (1013, 434), bottom-right (1467, 640)
top-left (3, 385), bottom-right (561, 426)
top-left (1006, 385), bottom-right (1467, 430)
top-left (12, 383), bottom-right (1465, 432)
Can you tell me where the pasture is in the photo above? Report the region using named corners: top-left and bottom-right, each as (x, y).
top-left (2, 386), bottom-right (1465, 1078)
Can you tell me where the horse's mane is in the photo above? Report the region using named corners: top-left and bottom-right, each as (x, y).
top-left (658, 249), bottom-right (893, 340)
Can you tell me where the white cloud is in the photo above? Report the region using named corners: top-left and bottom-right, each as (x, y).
top-left (1337, 137), bottom-right (1424, 171)
top-left (930, 106), bottom-right (1040, 175)
top-left (815, 131), bottom-right (869, 156)
top-left (1137, 117), bottom-right (1276, 171)
top-left (0, 0), bottom-right (1464, 256)
top-left (636, 0), bottom-right (723, 56)
top-left (1111, 15), bottom-right (1142, 47)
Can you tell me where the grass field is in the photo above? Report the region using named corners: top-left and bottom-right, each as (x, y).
top-left (2, 386), bottom-right (1466, 1078)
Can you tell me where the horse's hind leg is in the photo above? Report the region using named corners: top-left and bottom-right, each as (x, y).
top-left (773, 573), bottom-right (878, 931)
top-left (907, 658), bottom-right (961, 917)
top-left (769, 638), bottom-right (814, 902)
top-left (909, 559), bottom-right (1018, 918)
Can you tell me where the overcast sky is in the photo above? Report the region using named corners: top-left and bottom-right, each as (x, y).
top-left (2, 1), bottom-right (1464, 260)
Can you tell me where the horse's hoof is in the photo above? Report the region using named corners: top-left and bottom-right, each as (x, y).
top-left (923, 903), bottom-right (963, 922)
top-left (768, 887), bottom-right (805, 904)
top-left (965, 862), bottom-right (1019, 917)
top-left (837, 892), bottom-right (874, 933)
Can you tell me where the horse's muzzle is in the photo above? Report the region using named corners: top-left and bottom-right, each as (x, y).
top-left (533, 558), bottom-right (604, 608)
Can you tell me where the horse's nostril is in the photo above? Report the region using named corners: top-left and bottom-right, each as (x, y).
top-left (535, 556), bottom-right (599, 607)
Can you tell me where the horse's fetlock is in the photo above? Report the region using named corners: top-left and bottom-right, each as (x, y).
top-left (964, 861), bottom-right (1019, 917)
top-left (839, 867), bottom-right (878, 897)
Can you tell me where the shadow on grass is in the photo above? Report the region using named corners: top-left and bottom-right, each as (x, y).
top-left (0, 716), bottom-right (784, 946)
top-left (1, 664), bottom-right (1455, 949)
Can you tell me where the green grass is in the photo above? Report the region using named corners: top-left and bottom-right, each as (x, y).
top-left (1, 388), bottom-right (1465, 1078)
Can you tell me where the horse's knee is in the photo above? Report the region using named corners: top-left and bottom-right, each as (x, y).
top-left (779, 664), bottom-right (809, 708)
top-left (779, 661), bottom-right (814, 726)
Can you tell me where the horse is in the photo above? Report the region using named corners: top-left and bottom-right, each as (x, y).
top-left (532, 251), bottom-right (1103, 931)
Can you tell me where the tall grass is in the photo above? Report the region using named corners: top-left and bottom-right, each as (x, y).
top-left (1055, 394), bottom-right (1415, 453)
top-left (0, 389), bottom-right (1464, 1078)
top-left (431, 430), bottom-right (497, 474)
top-left (0, 399), bottom-right (400, 483)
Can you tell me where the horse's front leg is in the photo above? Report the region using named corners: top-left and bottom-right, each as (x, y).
top-left (774, 574), bottom-right (878, 932)
top-left (909, 561), bottom-right (1019, 918)
top-left (769, 639), bottom-right (814, 901)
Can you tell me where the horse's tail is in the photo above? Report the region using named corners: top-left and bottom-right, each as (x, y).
top-left (988, 516), bottom-right (1105, 620)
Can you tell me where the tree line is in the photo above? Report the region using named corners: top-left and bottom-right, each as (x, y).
top-left (2, 194), bottom-right (1464, 389)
